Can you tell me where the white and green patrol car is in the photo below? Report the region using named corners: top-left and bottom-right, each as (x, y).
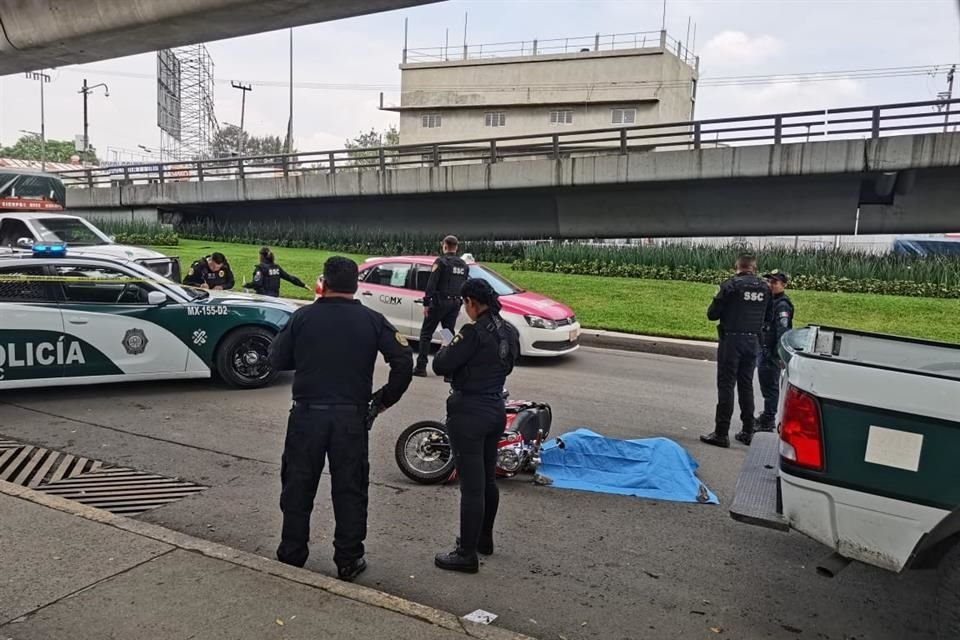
top-left (0, 245), bottom-right (295, 390)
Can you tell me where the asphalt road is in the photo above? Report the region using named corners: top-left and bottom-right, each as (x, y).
top-left (0, 347), bottom-right (936, 640)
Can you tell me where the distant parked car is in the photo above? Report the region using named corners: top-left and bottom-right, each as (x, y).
top-left (315, 255), bottom-right (580, 357)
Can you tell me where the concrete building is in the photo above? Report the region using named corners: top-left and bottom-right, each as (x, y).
top-left (384, 30), bottom-right (699, 152)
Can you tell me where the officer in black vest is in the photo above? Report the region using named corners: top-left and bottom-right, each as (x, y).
top-left (756, 269), bottom-right (795, 432)
top-left (243, 246), bottom-right (307, 297)
top-left (414, 235), bottom-right (469, 377)
top-left (183, 252), bottom-right (235, 290)
top-left (269, 256), bottom-right (413, 581)
top-left (701, 254), bottom-right (773, 448)
top-left (432, 278), bottom-right (521, 573)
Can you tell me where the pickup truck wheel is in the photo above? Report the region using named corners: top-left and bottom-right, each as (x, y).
top-left (937, 540), bottom-right (960, 639)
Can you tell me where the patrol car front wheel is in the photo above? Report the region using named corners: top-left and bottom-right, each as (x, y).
top-left (215, 326), bottom-right (277, 389)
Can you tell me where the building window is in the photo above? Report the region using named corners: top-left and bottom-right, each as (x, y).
top-left (550, 110), bottom-right (573, 126)
top-left (421, 113), bottom-right (442, 129)
top-left (484, 111), bottom-right (506, 127)
top-left (611, 108), bottom-right (637, 125)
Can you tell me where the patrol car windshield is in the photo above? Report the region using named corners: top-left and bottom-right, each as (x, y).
top-left (468, 265), bottom-right (522, 296)
top-left (32, 218), bottom-right (110, 246)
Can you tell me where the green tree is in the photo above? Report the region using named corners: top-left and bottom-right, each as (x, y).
top-left (343, 125), bottom-right (399, 166)
top-left (1, 134), bottom-right (98, 164)
top-left (212, 124), bottom-right (288, 160)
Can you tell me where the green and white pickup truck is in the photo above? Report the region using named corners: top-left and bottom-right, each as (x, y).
top-left (731, 325), bottom-right (960, 638)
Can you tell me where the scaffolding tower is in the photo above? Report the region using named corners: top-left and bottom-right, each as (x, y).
top-left (159, 44), bottom-right (217, 161)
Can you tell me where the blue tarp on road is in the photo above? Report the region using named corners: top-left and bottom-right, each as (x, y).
top-left (538, 429), bottom-right (718, 504)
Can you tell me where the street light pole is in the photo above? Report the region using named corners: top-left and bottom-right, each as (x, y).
top-left (25, 71), bottom-right (51, 170)
top-left (78, 79), bottom-right (109, 161)
top-left (230, 81), bottom-right (252, 154)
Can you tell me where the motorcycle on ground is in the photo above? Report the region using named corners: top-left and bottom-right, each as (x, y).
top-left (394, 393), bottom-right (554, 485)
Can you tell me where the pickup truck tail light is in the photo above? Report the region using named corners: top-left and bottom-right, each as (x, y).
top-left (779, 385), bottom-right (824, 471)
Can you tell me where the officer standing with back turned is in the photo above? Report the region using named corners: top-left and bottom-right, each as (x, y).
top-left (701, 253), bottom-right (773, 449)
top-left (755, 269), bottom-right (794, 432)
top-left (414, 235), bottom-right (468, 377)
top-left (269, 256), bottom-right (413, 581)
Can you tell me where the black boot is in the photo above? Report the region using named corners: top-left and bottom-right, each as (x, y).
top-left (754, 414), bottom-right (775, 432)
top-left (435, 545), bottom-right (479, 573)
top-left (735, 430), bottom-right (753, 446)
top-left (337, 557), bottom-right (367, 582)
top-left (700, 432), bottom-right (730, 448)
top-left (413, 367), bottom-right (428, 378)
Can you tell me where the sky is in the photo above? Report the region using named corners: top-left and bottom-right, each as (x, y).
top-left (0, 0), bottom-right (957, 162)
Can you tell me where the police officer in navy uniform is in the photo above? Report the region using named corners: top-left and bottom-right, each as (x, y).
top-left (701, 254), bottom-right (773, 448)
top-left (432, 278), bottom-right (521, 573)
top-left (183, 252), bottom-right (235, 290)
top-left (414, 235), bottom-right (469, 377)
top-left (244, 246), bottom-right (307, 297)
top-left (269, 256), bottom-right (413, 581)
top-left (755, 269), bottom-right (795, 432)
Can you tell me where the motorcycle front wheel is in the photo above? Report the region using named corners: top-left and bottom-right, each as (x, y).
top-left (395, 421), bottom-right (456, 484)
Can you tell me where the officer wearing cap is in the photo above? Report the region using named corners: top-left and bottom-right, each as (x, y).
top-left (414, 235), bottom-right (469, 377)
top-left (432, 278), bottom-right (520, 573)
top-left (244, 246), bottom-right (308, 297)
top-left (269, 256), bottom-right (413, 581)
top-left (183, 252), bottom-right (235, 291)
top-left (756, 269), bottom-right (794, 432)
top-left (701, 253), bottom-right (773, 448)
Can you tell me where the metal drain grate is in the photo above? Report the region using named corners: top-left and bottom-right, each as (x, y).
top-left (0, 438), bottom-right (206, 516)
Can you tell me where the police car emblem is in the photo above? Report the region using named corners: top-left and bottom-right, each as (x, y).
top-left (122, 328), bottom-right (148, 355)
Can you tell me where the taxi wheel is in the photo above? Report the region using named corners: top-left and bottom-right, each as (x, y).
top-left (215, 326), bottom-right (277, 389)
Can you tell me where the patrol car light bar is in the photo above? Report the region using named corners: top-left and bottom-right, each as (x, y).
top-left (32, 243), bottom-right (67, 257)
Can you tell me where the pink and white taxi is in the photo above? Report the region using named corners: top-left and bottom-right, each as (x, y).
top-left (316, 255), bottom-right (580, 357)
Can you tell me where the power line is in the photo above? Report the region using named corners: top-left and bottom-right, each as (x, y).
top-left (54, 62), bottom-right (956, 94)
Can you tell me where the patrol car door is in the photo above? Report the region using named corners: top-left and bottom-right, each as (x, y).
top-left (0, 265), bottom-right (65, 386)
top-left (52, 263), bottom-right (191, 381)
top-left (357, 262), bottom-right (416, 336)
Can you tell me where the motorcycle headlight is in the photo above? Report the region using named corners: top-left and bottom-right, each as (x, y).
top-left (524, 315), bottom-right (556, 330)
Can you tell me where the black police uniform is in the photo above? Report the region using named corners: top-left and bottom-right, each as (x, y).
top-left (244, 261), bottom-right (306, 297)
top-left (268, 298), bottom-right (413, 572)
top-left (183, 256), bottom-right (235, 290)
top-left (757, 290), bottom-right (794, 429)
top-left (704, 272), bottom-right (773, 444)
top-left (432, 309), bottom-right (520, 562)
top-left (416, 253), bottom-right (469, 372)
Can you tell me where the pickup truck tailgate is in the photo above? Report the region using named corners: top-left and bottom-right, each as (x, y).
top-left (730, 432), bottom-right (789, 531)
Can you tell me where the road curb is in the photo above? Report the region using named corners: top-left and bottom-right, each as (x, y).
top-left (578, 330), bottom-right (717, 361)
top-left (281, 298), bottom-right (717, 361)
top-left (0, 480), bottom-right (535, 640)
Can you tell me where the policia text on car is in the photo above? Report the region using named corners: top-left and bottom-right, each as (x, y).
top-left (701, 254), bottom-right (773, 449)
top-left (414, 235), bottom-right (468, 377)
top-left (268, 256), bottom-right (414, 582)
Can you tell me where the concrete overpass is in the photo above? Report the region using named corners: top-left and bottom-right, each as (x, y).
top-left (0, 0), bottom-right (442, 75)
top-left (61, 100), bottom-right (960, 238)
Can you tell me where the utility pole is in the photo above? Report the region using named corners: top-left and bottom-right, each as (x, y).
top-left (78, 79), bottom-right (109, 161)
top-left (231, 81), bottom-right (252, 154)
top-left (943, 64), bottom-right (956, 133)
top-left (25, 71), bottom-right (51, 170)
top-left (286, 28), bottom-right (294, 155)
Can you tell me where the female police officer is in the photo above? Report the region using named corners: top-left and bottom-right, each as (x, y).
top-left (431, 278), bottom-right (520, 573)
top-left (243, 246), bottom-right (307, 297)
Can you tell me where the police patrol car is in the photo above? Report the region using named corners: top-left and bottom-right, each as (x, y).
top-left (0, 244), bottom-right (295, 390)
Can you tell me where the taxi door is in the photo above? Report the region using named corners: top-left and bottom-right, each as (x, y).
top-left (51, 262), bottom-right (191, 379)
top-left (357, 262), bottom-right (417, 336)
top-left (0, 265), bottom-right (65, 386)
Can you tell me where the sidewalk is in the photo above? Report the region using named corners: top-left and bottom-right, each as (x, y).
top-left (0, 481), bottom-right (532, 640)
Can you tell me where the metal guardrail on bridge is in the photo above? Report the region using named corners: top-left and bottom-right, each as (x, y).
top-left (57, 98), bottom-right (960, 190)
